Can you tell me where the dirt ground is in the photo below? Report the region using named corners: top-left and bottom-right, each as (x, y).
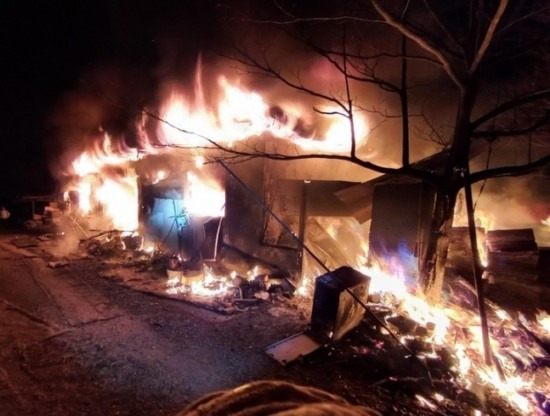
top-left (0, 231), bottom-right (544, 416)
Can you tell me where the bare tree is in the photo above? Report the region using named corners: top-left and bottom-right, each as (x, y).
top-left (155, 0), bottom-right (550, 299)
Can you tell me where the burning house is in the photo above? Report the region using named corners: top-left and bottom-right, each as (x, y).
top-left (47, 60), bottom-right (550, 415)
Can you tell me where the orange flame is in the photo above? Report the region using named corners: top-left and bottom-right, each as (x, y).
top-left (186, 172), bottom-right (225, 217)
top-left (94, 175), bottom-right (138, 231)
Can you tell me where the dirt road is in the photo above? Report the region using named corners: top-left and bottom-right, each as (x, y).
top-left (0, 234), bottom-right (312, 415)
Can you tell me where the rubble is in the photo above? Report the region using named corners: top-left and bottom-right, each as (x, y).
top-left (48, 260), bottom-right (68, 269)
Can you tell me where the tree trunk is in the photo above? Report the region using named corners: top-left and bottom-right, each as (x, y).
top-left (422, 78), bottom-right (476, 302)
top-left (421, 186), bottom-right (458, 302)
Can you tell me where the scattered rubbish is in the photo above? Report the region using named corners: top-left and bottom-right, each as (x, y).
top-left (264, 332), bottom-right (321, 365)
top-left (48, 261), bottom-right (69, 269)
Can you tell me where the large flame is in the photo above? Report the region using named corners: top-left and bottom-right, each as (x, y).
top-left (157, 66), bottom-right (369, 153)
top-left (65, 64), bottom-right (370, 233)
top-left (94, 176), bottom-right (139, 231)
top-left (186, 172), bottom-right (225, 217)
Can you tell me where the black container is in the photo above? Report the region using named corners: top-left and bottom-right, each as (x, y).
top-left (310, 266), bottom-right (370, 342)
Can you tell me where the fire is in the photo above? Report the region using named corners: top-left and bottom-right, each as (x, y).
top-left (75, 181), bottom-right (92, 214)
top-left (152, 170), bottom-right (166, 184)
top-left (338, 217), bottom-right (548, 415)
top-left (194, 155), bottom-right (205, 168)
top-left (157, 67), bottom-right (369, 153)
top-left (297, 275), bottom-right (313, 297)
top-left (453, 198), bottom-right (494, 267)
top-left (166, 266), bottom-right (233, 297)
top-left (158, 75), bottom-right (272, 147)
top-left (64, 61), bottom-right (373, 238)
top-left (64, 67), bottom-right (371, 237)
top-left (294, 109), bottom-right (369, 153)
top-left (59, 61), bottom-right (548, 414)
top-left (94, 176), bottom-right (139, 231)
top-left (475, 210), bottom-right (495, 267)
top-left (190, 269), bottom-right (230, 297)
top-left (186, 172), bottom-right (225, 217)
top-left (71, 133), bottom-right (139, 177)
top-left (416, 395), bottom-right (437, 411)
top-left (535, 310), bottom-right (550, 334)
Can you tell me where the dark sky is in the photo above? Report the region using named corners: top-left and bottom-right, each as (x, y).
top-left (0, 0), bottom-right (547, 198)
top-left (0, 0), bottom-right (222, 195)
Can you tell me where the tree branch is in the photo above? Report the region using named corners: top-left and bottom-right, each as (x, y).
top-left (469, 154), bottom-right (550, 183)
top-left (471, 115), bottom-right (550, 139)
top-left (229, 49), bottom-right (348, 112)
top-left (146, 107), bottom-right (442, 183)
top-left (470, 0), bottom-right (509, 73)
top-left (371, 0), bottom-right (463, 88)
top-left (471, 89), bottom-right (550, 129)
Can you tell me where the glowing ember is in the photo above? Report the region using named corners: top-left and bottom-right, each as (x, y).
top-left (416, 395), bottom-right (437, 411)
top-left (297, 275), bottom-right (312, 297)
top-left (432, 393), bottom-right (445, 403)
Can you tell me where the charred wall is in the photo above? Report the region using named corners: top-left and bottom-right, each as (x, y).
top-left (223, 158), bottom-right (302, 277)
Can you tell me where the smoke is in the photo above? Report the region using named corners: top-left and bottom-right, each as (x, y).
top-left (47, 0), bottom-right (450, 181)
top-left (45, 1), bottom-right (548, 243)
top-left (469, 175), bottom-right (550, 245)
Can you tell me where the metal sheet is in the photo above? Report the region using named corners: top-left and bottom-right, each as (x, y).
top-left (264, 332), bottom-right (321, 365)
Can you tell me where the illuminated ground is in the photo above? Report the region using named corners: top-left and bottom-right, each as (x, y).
top-left (0, 231), bottom-right (539, 416)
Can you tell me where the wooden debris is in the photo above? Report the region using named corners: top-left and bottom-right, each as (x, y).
top-left (487, 229), bottom-right (538, 252)
top-left (486, 229), bottom-right (539, 281)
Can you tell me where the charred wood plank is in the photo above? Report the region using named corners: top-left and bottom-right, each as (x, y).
top-left (486, 229), bottom-right (537, 252)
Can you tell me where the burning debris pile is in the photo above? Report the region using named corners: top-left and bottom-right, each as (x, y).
top-left (59, 213), bottom-right (550, 415)
top-left (73, 228), bottom-right (302, 314)
top-left (358, 271), bottom-right (550, 415)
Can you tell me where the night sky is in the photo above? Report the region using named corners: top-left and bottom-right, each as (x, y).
top-left (1, 1), bottom-right (548, 200)
top-left (0, 0), bottom-right (223, 196)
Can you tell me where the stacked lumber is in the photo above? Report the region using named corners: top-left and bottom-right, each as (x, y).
top-left (486, 229), bottom-right (539, 281)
